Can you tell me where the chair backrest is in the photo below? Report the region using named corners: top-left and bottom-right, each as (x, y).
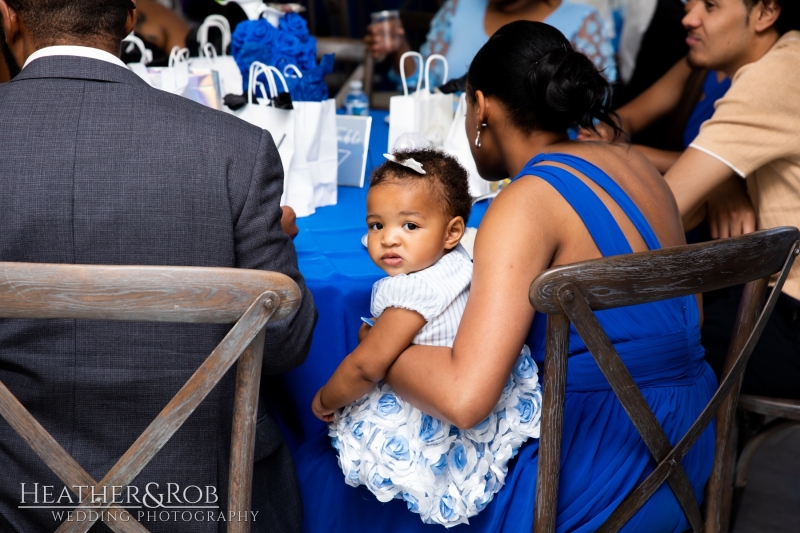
top-left (0, 263), bottom-right (300, 323)
top-left (0, 263), bottom-right (301, 533)
top-left (527, 227), bottom-right (800, 533)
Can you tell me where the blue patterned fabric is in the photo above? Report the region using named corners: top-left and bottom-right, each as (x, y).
top-left (393, 0), bottom-right (617, 89)
top-left (295, 152), bottom-right (716, 532)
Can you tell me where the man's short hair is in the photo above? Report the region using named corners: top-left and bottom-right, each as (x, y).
top-left (743, 0), bottom-right (800, 34)
top-left (5, 0), bottom-right (130, 46)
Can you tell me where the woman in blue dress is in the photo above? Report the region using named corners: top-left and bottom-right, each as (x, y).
top-left (296, 21), bottom-right (716, 532)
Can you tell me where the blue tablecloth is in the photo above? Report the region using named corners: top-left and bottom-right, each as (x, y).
top-left (275, 110), bottom-right (488, 450)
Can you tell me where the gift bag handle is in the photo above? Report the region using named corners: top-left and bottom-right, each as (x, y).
top-left (122, 34), bottom-right (153, 65)
top-left (197, 15), bottom-right (232, 55)
top-left (399, 51), bottom-right (424, 97)
top-left (168, 47), bottom-right (190, 68)
top-left (265, 65), bottom-right (290, 96)
top-left (283, 64), bottom-right (303, 79)
top-left (248, 62), bottom-right (271, 106)
top-left (201, 42), bottom-right (219, 63)
top-left (423, 54), bottom-right (449, 93)
top-left (248, 62), bottom-right (290, 105)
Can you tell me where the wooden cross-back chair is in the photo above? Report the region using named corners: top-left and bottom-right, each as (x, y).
top-left (0, 263), bottom-right (301, 533)
top-left (528, 226), bottom-right (800, 533)
top-left (729, 393), bottom-right (800, 531)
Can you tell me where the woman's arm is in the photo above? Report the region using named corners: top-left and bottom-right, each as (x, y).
top-left (312, 307), bottom-right (426, 421)
top-left (385, 179), bottom-right (560, 428)
top-left (581, 58), bottom-right (695, 142)
top-left (631, 145), bottom-right (682, 174)
top-left (617, 58), bottom-right (693, 136)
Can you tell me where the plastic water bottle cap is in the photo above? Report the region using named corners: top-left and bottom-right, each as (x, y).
top-left (350, 80), bottom-right (364, 90)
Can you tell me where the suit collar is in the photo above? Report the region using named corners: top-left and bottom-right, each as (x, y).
top-left (11, 55), bottom-right (149, 86)
top-left (23, 45), bottom-right (127, 69)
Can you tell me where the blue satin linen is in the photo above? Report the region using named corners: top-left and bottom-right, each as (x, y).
top-left (295, 153), bottom-right (716, 532)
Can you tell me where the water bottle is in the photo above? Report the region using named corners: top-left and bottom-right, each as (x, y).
top-left (345, 80), bottom-right (369, 116)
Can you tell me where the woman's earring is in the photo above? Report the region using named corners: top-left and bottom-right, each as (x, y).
top-left (475, 123), bottom-right (487, 149)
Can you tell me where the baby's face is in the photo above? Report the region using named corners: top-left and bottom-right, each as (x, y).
top-left (366, 181), bottom-right (454, 276)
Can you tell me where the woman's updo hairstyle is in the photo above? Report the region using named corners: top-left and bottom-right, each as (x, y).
top-left (467, 21), bottom-right (621, 137)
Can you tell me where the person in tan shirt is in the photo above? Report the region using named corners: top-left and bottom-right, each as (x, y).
top-left (665, 0), bottom-right (800, 399)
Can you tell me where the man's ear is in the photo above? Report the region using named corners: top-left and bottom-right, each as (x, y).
top-left (753, 0), bottom-right (781, 33)
top-left (0, 0), bottom-right (26, 70)
top-left (0, 0), bottom-right (20, 44)
top-left (123, 1), bottom-right (137, 37)
top-left (444, 216), bottom-right (466, 250)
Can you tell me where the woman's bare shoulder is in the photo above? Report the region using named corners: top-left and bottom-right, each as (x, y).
top-left (542, 142), bottom-right (686, 247)
top-left (582, 142), bottom-right (686, 246)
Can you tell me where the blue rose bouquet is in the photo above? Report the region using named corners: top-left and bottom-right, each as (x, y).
top-left (231, 13), bottom-right (333, 102)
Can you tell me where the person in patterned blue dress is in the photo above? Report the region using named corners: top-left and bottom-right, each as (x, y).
top-left (296, 21), bottom-right (716, 532)
top-left (366, 0), bottom-right (617, 89)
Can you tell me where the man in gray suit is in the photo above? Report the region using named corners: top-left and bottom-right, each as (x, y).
top-left (0, 1), bottom-right (316, 532)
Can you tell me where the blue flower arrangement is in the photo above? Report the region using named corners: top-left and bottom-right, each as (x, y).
top-left (231, 13), bottom-right (334, 102)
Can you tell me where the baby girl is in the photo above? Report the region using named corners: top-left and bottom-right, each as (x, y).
top-left (311, 149), bottom-right (542, 527)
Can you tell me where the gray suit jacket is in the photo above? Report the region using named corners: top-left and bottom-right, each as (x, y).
top-left (0, 56), bottom-right (316, 533)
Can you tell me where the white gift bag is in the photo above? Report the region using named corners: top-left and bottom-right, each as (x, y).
top-left (388, 53), bottom-right (455, 150)
top-left (415, 54), bottom-right (455, 148)
top-left (234, 62), bottom-right (313, 216)
top-left (182, 67), bottom-right (222, 110)
top-left (443, 94), bottom-right (492, 198)
top-left (388, 52), bottom-right (423, 152)
top-left (275, 63), bottom-right (337, 211)
top-left (295, 97), bottom-right (339, 210)
top-left (146, 47), bottom-right (191, 95)
top-left (144, 48), bottom-right (223, 109)
top-left (190, 15), bottom-right (244, 97)
top-left (123, 35), bottom-right (154, 85)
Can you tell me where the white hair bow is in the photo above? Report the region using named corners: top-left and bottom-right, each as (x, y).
top-left (383, 153), bottom-right (426, 175)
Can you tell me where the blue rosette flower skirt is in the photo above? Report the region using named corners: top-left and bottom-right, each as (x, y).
top-left (328, 345), bottom-right (542, 527)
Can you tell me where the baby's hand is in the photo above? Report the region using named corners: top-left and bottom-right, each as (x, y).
top-left (312, 388), bottom-right (335, 423)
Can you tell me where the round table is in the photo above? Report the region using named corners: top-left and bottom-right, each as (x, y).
top-left (273, 110), bottom-right (489, 451)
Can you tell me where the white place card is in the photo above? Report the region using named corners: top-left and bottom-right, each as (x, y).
top-left (336, 115), bottom-right (372, 188)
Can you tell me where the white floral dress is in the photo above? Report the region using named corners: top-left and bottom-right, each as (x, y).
top-left (330, 245), bottom-right (543, 527)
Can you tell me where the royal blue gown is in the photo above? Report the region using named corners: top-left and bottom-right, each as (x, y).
top-left (295, 153), bottom-right (717, 532)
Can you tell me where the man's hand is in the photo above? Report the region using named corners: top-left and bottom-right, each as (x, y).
top-left (364, 20), bottom-right (406, 58)
top-left (311, 388), bottom-right (335, 423)
top-left (281, 205), bottom-right (298, 239)
top-left (707, 178), bottom-right (756, 239)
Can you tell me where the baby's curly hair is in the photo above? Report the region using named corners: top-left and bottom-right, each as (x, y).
top-left (370, 149), bottom-right (472, 223)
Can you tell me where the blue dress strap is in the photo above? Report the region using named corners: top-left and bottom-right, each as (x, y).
top-left (514, 153), bottom-right (662, 253)
top-left (539, 153), bottom-right (662, 251)
top-left (512, 157), bottom-right (633, 257)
